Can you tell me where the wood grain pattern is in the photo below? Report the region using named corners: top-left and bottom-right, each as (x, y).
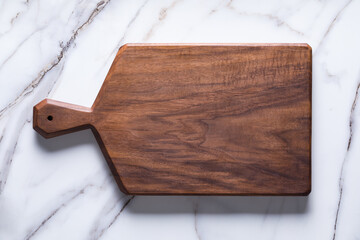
top-left (33, 43), bottom-right (312, 195)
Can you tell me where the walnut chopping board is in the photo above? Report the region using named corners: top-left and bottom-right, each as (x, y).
top-left (33, 43), bottom-right (312, 195)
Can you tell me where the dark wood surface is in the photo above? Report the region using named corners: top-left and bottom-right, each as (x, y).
top-left (33, 43), bottom-right (312, 195)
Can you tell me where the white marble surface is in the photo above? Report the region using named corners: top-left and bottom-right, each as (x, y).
top-left (0, 0), bottom-right (360, 239)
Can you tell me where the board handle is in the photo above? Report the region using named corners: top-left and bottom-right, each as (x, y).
top-left (33, 99), bottom-right (93, 138)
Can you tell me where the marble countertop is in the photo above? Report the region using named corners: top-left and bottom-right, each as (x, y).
top-left (1, 0), bottom-right (360, 239)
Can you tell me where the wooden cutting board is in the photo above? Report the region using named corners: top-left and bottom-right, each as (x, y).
top-left (33, 43), bottom-right (312, 195)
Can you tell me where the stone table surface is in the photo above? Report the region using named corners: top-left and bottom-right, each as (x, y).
top-left (0, 0), bottom-right (360, 239)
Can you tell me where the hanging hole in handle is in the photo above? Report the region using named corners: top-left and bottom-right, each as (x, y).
top-left (47, 115), bottom-right (53, 121)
